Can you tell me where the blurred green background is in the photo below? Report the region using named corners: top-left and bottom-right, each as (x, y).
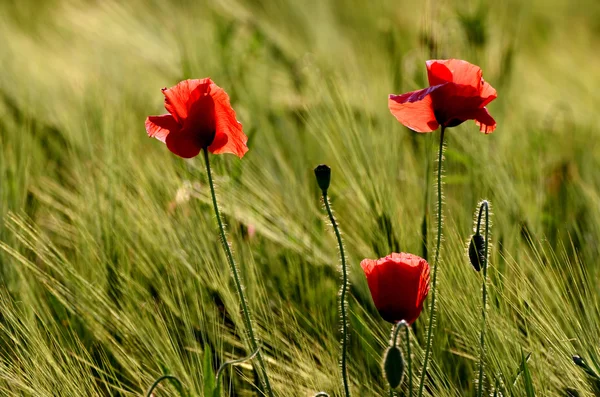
top-left (1, 0), bottom-right (600, 395)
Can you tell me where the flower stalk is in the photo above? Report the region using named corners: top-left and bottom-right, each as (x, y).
top-left (315, 164), bottom-right (351, 397)
top-left (388, 320), bottom-right (412, 396)
top-left (203, 148), bottom-right (273, 397)
top-left (476, 200), bottom-right (490, 397)
top-left (145, 375), bottom-right (185, 397)
top-left (417, 126), bottom-right (445, 397)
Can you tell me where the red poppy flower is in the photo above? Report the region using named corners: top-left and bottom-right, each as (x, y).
top-left (388, 59), bottom-right (497, 133)
top-left (360, 252), bottom-right (430, 324)
top-left (145, 78), bottom-right (248, 158)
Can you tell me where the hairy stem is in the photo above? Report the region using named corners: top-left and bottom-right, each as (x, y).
top-left (477, 201), bottom-right (490, 397)
top-left (203, 148), bottom-right (273, 397)
top-left (322, 192), bottom-right (351, 397)
top-left (392, 321), bottom-right (412, 397)
top-left (405, 324), bottom-right (413, 396)
top-left (417, 126), bottom-right (445, 397)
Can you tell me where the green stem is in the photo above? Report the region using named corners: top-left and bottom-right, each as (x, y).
top-left (477, 201), bottom-right (490, 397)
top-left (215, 345), bottom-right (261, 385)
top-left (389, 388), bottom-right (395, 397)
top-left (405, 324), bottom-right (413, 397)
top-left (417, 126), bottom-right (445, 397)
top-left (392, 321), bottom-right (412, 397)
top-left (145, 375), bottom-right (184, 397)
top-left (202, 148), bottom-right (273, 397)
top-left (322, 192), bottom-right (351, 397)
top-left (422, 136), bottom-right (433, 261)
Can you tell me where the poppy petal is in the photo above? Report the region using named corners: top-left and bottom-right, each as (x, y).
top-left (426, 59), bottom-right (482, 90)
top-left (162, 79), bottom-right (212, 123)
top-left (165, 131), bottom-right (203, 158)
top-left (473, 107), bottom-right (496, 134)
top-left (182, 93), bottom-right (217, 148)
top-left (388, 85), bottom-right (442, 133)
top-left (145, 114), bottom-right (181, 143)
top-left (479, 80), bottom-right (497, 108)
top-left (207, 83), bottom-right (249, 158)
top-left (360, 258), bottom-right (381, 309)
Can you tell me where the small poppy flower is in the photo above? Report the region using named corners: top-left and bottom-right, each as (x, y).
top-left (389, 59), bottom-right (497, 133)
top-left (145, 78), bottom-right (248, 158)
top-left (360, 252), bottom-right (430, 324)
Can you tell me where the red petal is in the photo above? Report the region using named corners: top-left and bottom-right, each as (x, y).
top-left (429, 83), bottom-right (485, 126)
top-left (447, 107), bottom-right (497, 133)
top-left (360, 258), bottom-right (381, 308)
top-left (361, 253), bottom-right (430, 324)
top-left (207, 82), bottom-right (249, 158)
top-left (162, 79), bottom-right (212, 123)
top-left (182, 93), bottom-right (216, 148)
top-left (473, 107), bottom-right (496, 133)
top-left (145, 114), bottom-right (181, 143)
top-left (388, 85), bottom-right (442, 133)
top-left (426, 59), bottom-right (482, 90)
top-left (165, 131), bottom-right (203, 158)
top-left (479, 80), bottom-right (497, 108)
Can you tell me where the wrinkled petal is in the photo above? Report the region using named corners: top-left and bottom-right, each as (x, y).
top-left (361, 253), bottom-right (430, 324)
top-left (426, 59), bottom-right (482, 89)
top-left (479, 80), bottom-right (497, 107)
top-left (165, 131), bottom-right (203, 158)
top-left (182, 93), bottom-right (216, 148)
top-left (449, 107), bottom-right (497, 134)
top-left (145, 114), bottom-right (181, 143)
top-left (430, 82), bottom-right (491, 126)
top-left (360, 258), bottom-right (380, 305)
top-left (388, 85), bottom-right (443, 133)
top-left (162, 79), bottom-right (211, 123)
top-left (473, 107), bottom-right (496, 133)
top-left (207, 83), bottom-right (249, 158)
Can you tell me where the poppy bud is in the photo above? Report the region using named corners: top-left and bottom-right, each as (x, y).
top-left (383, 345), bottom-right (405, 389)
top-left (469, 233), bottom-right (486, 272)
top-left (314, 164), bottom-right (331, 192)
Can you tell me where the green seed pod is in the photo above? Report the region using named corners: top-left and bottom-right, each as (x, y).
top-left (383, 345), bottom-right (405, 389)
top-left (314, 164), bottom-right (331, 192)
top-left (469, 233), bottom-right (486, 272)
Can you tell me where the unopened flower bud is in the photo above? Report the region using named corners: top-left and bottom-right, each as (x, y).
top-left (383, 345), bottom-right (405, 389)
top-left (469, 233), bottom-right (486, 272)
top-left (314, 164), bottom-right (331, 193)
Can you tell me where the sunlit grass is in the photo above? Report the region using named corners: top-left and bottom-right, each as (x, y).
top-left (1, 0), bottom-right (600, 395)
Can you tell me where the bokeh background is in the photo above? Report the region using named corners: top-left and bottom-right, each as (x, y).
top-left (1, 0), bottom-right (600, 395)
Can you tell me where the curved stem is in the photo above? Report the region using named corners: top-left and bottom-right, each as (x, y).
top-left (145, 375), bottom-right (184, 397)
top-left (203, 148), bottom-right (273, 397)
top-left (417, 126), bottom-right (445, 397)
top-left (391, 321), bottom-right (412, 397)
top-left (322, 192), bottom-right (351, 397)
top-left (215, 345), bottom-right (261, 385)
top-left (476, 202), bottom-right (490, 397)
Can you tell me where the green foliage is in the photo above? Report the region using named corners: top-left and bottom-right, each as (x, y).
top-left (0, 0), bottom-right (600, 396)
top-left (203, 348), bottom-right (217, 397)
top-left (521, 351), bottom-right (536, 397)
